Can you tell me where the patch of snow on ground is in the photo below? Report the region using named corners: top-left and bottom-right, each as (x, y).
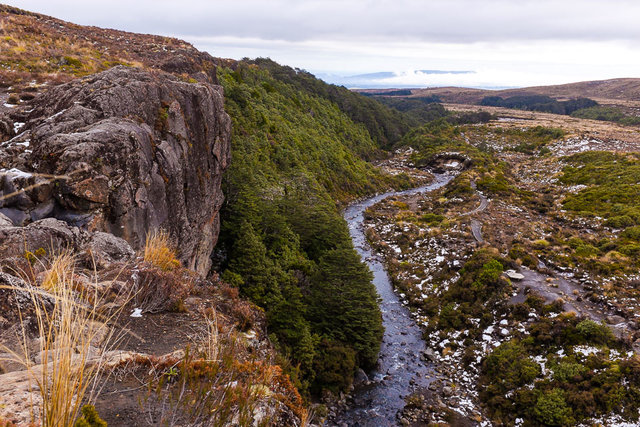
top-left (574, 345), bottom-right (600, 357)
top-left (0, 168), bottom-right (33, 179)
top-left (12, 122), bottom-right (25, 133)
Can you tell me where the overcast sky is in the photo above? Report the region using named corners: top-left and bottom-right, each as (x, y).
top-left (7, 0), bottom-right (640, 88)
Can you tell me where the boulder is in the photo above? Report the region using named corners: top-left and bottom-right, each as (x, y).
top-left (0, 114), bottom-right (14, 142)
top-left (0, 216), bottom-right (134, 270)
top-left (0, 212), bottom-right (11, 227)
top-left (0, 217), bottom-right (83, 260)
top-left (2, 66), bottom-right (231, 276)
top-left (354, 368), bottom-right (370, 386)
top-left (505, 269), bottom-right (525, 280)
top-left (83, 231), bottom-right (135, 267)
top-left (422, 347), bottom-right (438, 362)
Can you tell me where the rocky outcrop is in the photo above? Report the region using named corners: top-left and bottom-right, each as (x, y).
top-left (0, 214), bottom-right (134, 268)
top-left (0, 66), bottom-right (231, 276)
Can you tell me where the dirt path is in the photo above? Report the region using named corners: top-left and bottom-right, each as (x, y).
top-left (459, 181), bottom-right (489, 243)
top-left (509, 267), bottom-right (634, 341)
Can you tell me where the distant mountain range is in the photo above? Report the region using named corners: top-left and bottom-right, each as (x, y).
top-left (315, 69), bottom-right (476, 89)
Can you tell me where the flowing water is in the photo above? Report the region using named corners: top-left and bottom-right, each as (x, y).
top-left (333, 174), bottom-right (454, 426)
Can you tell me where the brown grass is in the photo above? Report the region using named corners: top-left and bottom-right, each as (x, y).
top-left (204, 307), bottom-right (219, 362)
top-left (40, 251), bottom-right (74, 291)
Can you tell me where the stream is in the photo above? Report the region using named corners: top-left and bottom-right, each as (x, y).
top-left (332, 173), bottom-right (455, 426)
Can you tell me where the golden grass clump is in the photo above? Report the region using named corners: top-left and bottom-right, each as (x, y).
top-left (40, 251), bottom-right (75, 291)
top-left (143, 230), bottom-right (181, 271)
top-left (204, 307), bottom-right (219, 363)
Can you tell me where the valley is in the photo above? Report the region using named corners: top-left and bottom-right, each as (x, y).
top-left (0, 4), bottom-right (640, 427)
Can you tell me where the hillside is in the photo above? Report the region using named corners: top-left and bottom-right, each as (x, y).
top-left (0, 4), bottom-right (421, 425)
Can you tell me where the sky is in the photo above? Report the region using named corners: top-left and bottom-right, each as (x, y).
top-left (7, 0), bottom-right (640, 88)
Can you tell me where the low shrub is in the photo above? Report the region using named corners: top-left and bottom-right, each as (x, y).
top-left (74, 405), bottom-right (106, 427)
top-left (134, 264), bottom-right (194, 313)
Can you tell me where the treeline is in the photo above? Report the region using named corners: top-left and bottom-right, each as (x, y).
top-left (216, 60), bottom-right (415, 396)
top-left (371, 95), bottom-right (491, 127)
top-left (570, 105), bottom-right (640, 126)
top-left (362, 89), bottom-right (414, 97)
top-left (480, 95), bottom-right (597, 115)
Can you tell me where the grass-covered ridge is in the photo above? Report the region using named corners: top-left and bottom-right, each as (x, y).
top-left (217, 60), bottom-right (415, 396)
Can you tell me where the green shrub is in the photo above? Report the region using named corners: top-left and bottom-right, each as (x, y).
top-left (534, 389), bottom-right (574, 426)
top-left (552, 362), bottom-right (587, 382)
top-left (311, 340), bottom-right (357, 394)
top-left (620, 244), bottom-right (640, 257)
top-left (420, 213), bottom-right (445, 225)
top-left (605, 215), bottom-right (635, 229)
top-left (576, 319), bottom-right (613, 345)
top-left (74, 405), bottom-right (106, 427)
top-left (483, 341), bottom-right (541, 391)
top-left (622, 226), bottom-right (640, 241)
top-left (63, 56), bottom-right (83, 68)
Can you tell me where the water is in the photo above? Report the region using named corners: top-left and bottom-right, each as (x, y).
top-left (333, 174), bottom-right (454, 426)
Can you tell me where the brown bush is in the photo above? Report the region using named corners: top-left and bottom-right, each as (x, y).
top-left (134, 264), bottom-right (194, 313)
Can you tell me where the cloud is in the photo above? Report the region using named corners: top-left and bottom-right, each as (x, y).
top-left (6, 0), bottom-right (640, 87)
top-left (9, 0), bottom-right (640, 43)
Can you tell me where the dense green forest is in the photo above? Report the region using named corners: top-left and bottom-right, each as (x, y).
top-left (242, 58), bottom-right (413, 148)
top-left (374, 97), bottom-right (448, 124)
top-left (215, 60), bottom-right (415, 396)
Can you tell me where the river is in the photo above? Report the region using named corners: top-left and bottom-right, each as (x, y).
top-left (332, 173), bottom-right (455, 426)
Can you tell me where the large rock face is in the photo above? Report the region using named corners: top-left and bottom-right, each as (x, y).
top-left (0, 66), bottom-right (231, 276)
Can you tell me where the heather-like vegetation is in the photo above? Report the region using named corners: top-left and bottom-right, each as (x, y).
top-left (480, 314), bottom-right (639, 426)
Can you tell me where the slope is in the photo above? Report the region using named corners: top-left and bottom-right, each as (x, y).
top-left (0, 4), bottom-right (418, 399)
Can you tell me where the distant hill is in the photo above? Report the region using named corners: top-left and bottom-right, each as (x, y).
top-left (357, 78), bottom-right (640, 104)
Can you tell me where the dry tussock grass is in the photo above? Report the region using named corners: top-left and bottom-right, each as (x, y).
top-left (0, 252), bottom-right (129, 426)
top-left (143, 229), bottom-right (180, 271)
